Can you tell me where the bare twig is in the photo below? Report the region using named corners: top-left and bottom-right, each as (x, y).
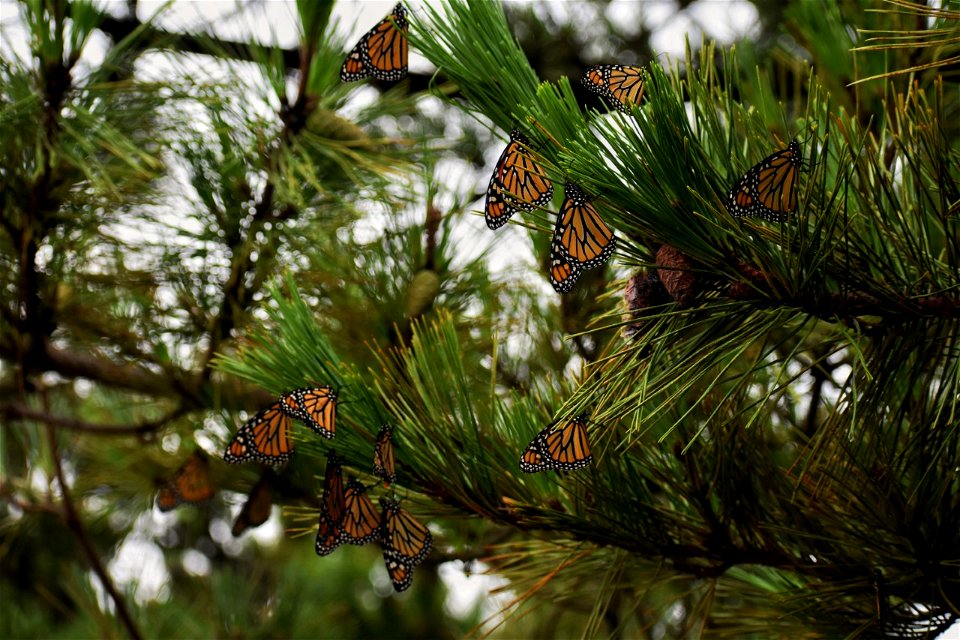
top-left (45, 424), bottom-right (143, 640)
top-left (6, 403), bottom-right (184, 436)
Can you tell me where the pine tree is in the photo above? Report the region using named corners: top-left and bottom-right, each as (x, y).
top-left (2, 0), bottom-right (959, 638)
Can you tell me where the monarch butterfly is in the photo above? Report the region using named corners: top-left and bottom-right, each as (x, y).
top-left (340, 478), bottom-right (381, 545)
top-left (379, 497), bottom-right (432, 592)
top-left (520, 414), bottom-right (593, 473)
top-left (373, 424), bottom-right (396, 487)
top-left (224, 402), bottom-right (293, 465)
top-left (340, 3), bottom-right (408, 82)
top-left (379, 497), bottom-right (432, 565)
top-left (726, 140), bottom-right (803, 222)
top-left (582, 64), bottom-right (646, 113)
top-left (548, 239), bottom-right (583, 294)
top-left (485, 129), bottom-right (554, 230)
top-left (553, 182), bottom-right (616, 269)
top-left (231, 472), bottom-right (274, 536)
top-left (280, 386), bottom-right (337, 439)
top-left (316, 450), bottom-right (346, 556)
top-left (156, 451), bottom-right (215, 511)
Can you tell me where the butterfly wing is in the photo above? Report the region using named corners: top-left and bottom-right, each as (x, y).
top-left (341, 3), bottom-right (408, 82)
top-left (340, 479), bottom-right (380, 545)
top-left (548, 239), bottom-right (583, 294)
top-left (582, 65), bottom-right (645, 113)
top-left (232, 474), bottom-right (274, 536)
top-left (380, 498), bottom-right (432, 566)
top-left (727, 140), bottom-right (802, 222)
top-left (156, 485), bottom-right (179, 512)
top-left (280, 386), bottom-right (336, 439)
top-left (316, 451), bottom-right (346, 556)
top-left (554, 183), bottom-right (616, 269)
top-left (174, 452), bottom-right (215, 503)
top-left (382, 548), bottom-right (416, 592)
top-left (372, 424), bottom-right (397, 486)
top-left (224, 403), bottom-right (293, 465)
top-left (485, 130), bottom-right (553, 229)
top-left (520, 415), bottom-right (593, 473)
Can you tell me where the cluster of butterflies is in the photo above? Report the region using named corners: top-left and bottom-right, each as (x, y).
top-left (223, 386), bottom-right (431, 591)
top-left (314, 436), bottom-right (433, 593)
top-left (155, 451), bottom-right (273, 536)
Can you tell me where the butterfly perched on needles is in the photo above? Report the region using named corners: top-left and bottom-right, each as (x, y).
top-left (582, 64), bottom-right (645, 113)
top-left (485, 128), bottom-right (554, 230)
top-left (232, 471), bottom-right (274, 536)
top-left (520, 414), bottom-right (593, 473)
top-left (340, 478), bottom-right (381, 545)
top-left (726, 140), bottom-right (804, 222)
top-left (316, 450), bottom-right (347, 556)
top-left (224, 402), bottom-right (293, 465)
top-left (379, 497), bottom-right (433, 592)
top-left (156, 451), bottom-right (215, 511)
top-left (280, 386), bottom-right (337, 439)
top-left (549, 182), bottom-right (616, 293)
top-left (373, 424), bottom-right (397, 487)
top-left (340, 2), bottom-right (408, 82)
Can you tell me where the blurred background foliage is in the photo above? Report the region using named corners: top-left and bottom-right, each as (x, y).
top-left (1, 0), bottom-right (959, 638)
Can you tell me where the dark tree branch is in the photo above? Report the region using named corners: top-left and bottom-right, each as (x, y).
top-left (6, 402), bottom-right (184, 436)
top-left (45, 423), bottom-right (143, 640)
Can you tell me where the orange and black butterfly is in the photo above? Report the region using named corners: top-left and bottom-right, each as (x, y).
top-left (373, 424), bottom-right (396, 487)
top-left (340, 478), bottom-right (380, 545)
top-left (316, 450), bottom-right (347, 556)
top-left (520, 414), bottom-right (593, 473)
top-left (379, 497), bottom-right (432, 592)
top-left (726, 140), bottom-right (803, 222)
top-left (485, 129), bottom-right (554, 230)
top-left (340, 3), bottom-right (408, 82)
top-left (224, 402), bottom-right (293, 465)
top-left (232, 471), bottom-right (274, 536)
top-left (548, 239), bottom-right (584, 294)
top-left (156, 451), bottom-right (215, 511)
top-left (582, 64), bottom-right (645, 113)
top-left (549, 183), bottom-right (615, 293)
top-left (280, 386), bottom-right (337, 439)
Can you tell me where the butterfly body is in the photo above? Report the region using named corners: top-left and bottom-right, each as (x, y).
top-left (520, 414), bottom-right (593, 473)
top-left (340, 3), bottom-right (408, 82)
top-left (726, 140), bottom-right (803, 222)
top-left (582, 64), bottom-right (645, 113)
top-left (485, 129), bottom-right (553, 230)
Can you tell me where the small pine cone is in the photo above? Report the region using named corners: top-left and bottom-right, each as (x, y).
top-left (656, 245), bottom-right (698, 307)
top-left (622, 270), bottom-right (669, 339)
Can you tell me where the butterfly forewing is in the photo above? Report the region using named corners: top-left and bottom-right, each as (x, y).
top-left (726, 140), bottom-right (803, 222)
top-left (519, 415), bottom-right (593, 473)
top-left (280, 386), bottom-right (337, 439)
top-left (340, 479), bottom-right (380, 545)
top-left (232, 474), bottom-right (273, 536)
top-left (582, 64), bottom-right (645, 113)
top-left (224, 403), bottom-right (293, 465)
top-left (485, 129), bottom-right (553, 229)
top-left (554, 183), bottom-right (616, 269)
top-left (373, 424), bottom-right (397, 486)
top-left (316, 451), bottom-right (346, 556)
top-left (340, 3), bottom-right (408, 82)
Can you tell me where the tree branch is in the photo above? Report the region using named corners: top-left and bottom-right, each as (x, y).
top-left (45, 424), bottom-right (143, 640)
top-left (6, 402), bottom-right (184, 436)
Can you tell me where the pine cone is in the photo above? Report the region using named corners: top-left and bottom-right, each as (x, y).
top-left (656, 245), bottom-right (698, 307)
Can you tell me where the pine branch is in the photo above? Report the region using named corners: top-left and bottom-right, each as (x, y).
top-left (4, 402), bottom-right (184, 436)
